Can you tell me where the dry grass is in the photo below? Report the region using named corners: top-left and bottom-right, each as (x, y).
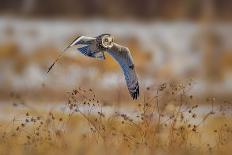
top-left (0, 80), bottom-right (232, 155)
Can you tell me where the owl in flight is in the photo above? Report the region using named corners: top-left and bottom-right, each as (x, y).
top-left (48, 34), bottom-right (139, 100)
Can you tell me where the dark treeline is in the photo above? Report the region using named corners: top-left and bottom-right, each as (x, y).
top-left (0, 0), bottom-right (231, 20)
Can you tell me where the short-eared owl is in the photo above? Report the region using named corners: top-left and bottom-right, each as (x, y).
top-left (48, 34), bottom-right (139, 100)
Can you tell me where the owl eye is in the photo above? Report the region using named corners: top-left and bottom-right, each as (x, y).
top-left (104, 38), bottom-right (108, 42)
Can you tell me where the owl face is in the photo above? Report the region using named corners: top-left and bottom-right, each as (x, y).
top-left (101, 34), bottom-right (114, 49)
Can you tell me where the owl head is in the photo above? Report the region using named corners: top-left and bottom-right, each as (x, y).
top-left (97, 34), bottom-right (114, 49)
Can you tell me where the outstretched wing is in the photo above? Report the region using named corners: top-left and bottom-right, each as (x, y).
top-left (107, 43), bottom-right (139, 100)
top-left (47, 35), bottom-right (104, 73)
top-left (69, 36), bottom-right (105, 60)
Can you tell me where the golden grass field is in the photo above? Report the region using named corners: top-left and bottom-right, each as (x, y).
top-left (0, 81), bottom-right (232, 155)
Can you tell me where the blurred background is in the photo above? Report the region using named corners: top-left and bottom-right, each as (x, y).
top-left (0, 0), bottom-right (231, 104)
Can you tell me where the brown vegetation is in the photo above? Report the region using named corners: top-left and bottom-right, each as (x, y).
top-left (1, 81), bottom-right (232, 155)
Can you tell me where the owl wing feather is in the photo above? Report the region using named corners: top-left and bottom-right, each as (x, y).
top-left (69, 36), bottom-right (105, 60)
top-left (107, 43), bottom-right (139, 99)
top-left (47, 36), bottom-right (104, 73)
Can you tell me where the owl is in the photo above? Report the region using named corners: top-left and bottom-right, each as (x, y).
top-left (48, 34), bottom-right (139, 100)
